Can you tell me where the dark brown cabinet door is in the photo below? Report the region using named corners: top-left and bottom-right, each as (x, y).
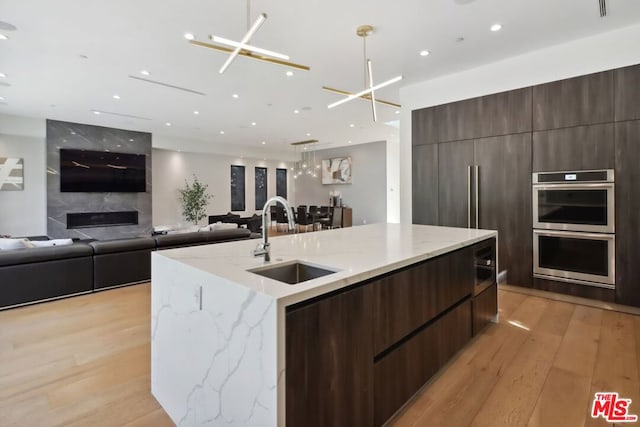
top-left (473, 284), bottom-right (497, 335)
top-left (532, 70), bottom-right (614, 131)
top-left (532, 123), bottom-right (614, 172)
top-left (477, 88), bottom-right (533, 138)
top-left (372, 246), bottom-right (473, 355)
top-left (475, 133), bottom-right (532, 287)
top-left (438, 140), bottom-right (474, 228)
top-left (412, 144), bottom-right (438, 225)
top-left (412, 107), bottom-right (440, 146)
top-left (615, 120), bottom-right (640, 307)
top-left (286, 285), bottom-right (373, 426)
top-left (615, 64), bottom-right (640, 122)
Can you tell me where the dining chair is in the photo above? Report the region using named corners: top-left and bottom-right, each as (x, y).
top-left (296, 206), bottom-right (314, 232)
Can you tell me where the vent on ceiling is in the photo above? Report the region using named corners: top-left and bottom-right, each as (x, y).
top-left (90, 110), bottom-right (152, 120)
top-left (128, 75), bottom-right (206, 96)
top-left (599, 0), bottom-right (607, 17)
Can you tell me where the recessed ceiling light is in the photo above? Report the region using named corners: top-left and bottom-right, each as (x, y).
top-left (129, 138), bottom-right (134, 142)
top-left (303, 147), bottom-right (307, 150)
top-left (0, 96), bottom-right (4, 101)
top-left (232, 93), bottom-right (239, 99)
top-left (419, 50), bottom-right (430, 57)
top-left (286, 71), bottom-right (294, 77)
top-left (395, 110), bottom-right (401, 114)
top-left (490, 24), bottom-right (503, 32)
top-left (0, 34), bottom-right (8, 41)
top-left (0, 73), bottom-right (6, 78)
top-left (306, 133), bottom-right (311, 137)
top-left (261, 141), bottom-right (266, 145)
top-left (184, 33), bottom-right (195, 40)
top-left (349, 123), bottom-right (355, 128)
top-left (294, 110), bottom-right (300, 114)
top-left (251, 122), bottom-right (257, 126)
top-left (165, 122), bottom-right (172, 126)
top-left (193, 110), bottom-right (199, 115)
top-left (117, 144), bottom-right (122, 148)
top-left (140, 70), bottom-right (150, 76)
top-left (220, 130), bottom-right (225, 134)
top-left (93, 111), bottom-right (101, 115)
top-left (348, 140), bottom-right (352, 144)
top-left (112, 94), bottom-right (120, 100)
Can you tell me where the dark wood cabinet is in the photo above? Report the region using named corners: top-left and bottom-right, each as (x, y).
top-left (614, 64), bottom-right (640, 122)
top-left (438, 140), bottom-right (474, 228)
top-left (477, 88), bottom-right (533, 138)
top-left (412, 144), bottom-right (438, 225)
top-left (373, 300), bottom-right (472, 426)
top-left (614, 120), bottom-right (640, 307)
top-left (532, 70), bottom-right (614, 131)
top-left (412, 107), bottom-right (440, 146)
top-left (532, 123), bottom-right (614, 172)
top-left (372, 246), bottom-right (473, 354)
top-left (475, 133), bottom-right (533, 287)
top-left (286, 284), bottom-right (373, 427)
top-left (473, 284), bottom-right (497, 335)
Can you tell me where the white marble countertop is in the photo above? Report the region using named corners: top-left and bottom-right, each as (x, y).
top-left (154, 223), bottom-right (497, 307)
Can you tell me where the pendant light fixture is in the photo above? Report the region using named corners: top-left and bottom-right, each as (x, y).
top-left (323, 25), bottom-right (402, 121)
top-left (290, 140), bottom-right (320, 179)
top-left (189, 0), bottom-right (310, 73)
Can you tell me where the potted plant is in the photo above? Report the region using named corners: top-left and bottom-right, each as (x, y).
top-left (178, 175), bottom-right (213, 225)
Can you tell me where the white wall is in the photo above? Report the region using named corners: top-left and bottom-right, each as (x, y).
top-left (293, 141), bottom-right (387, 226)
top-left (152, 149), bottom-right (294, 228)
top-left (398, 23), bottom-right (640, 224)
top-left (0, 114), bottom-right (47, 236)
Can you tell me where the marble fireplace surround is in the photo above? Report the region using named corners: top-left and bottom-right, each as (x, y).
top-left (46, 119), bottom-right (152, 240)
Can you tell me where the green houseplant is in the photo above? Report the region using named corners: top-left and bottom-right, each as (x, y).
top-left (178, 175), bottom-right (213, 225)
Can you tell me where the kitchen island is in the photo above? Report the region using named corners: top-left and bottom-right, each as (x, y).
top-left (151, 223), bottom-right (497, 426)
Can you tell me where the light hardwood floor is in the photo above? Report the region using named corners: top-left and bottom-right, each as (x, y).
top-left (1, 285), bottom-right (639, 426)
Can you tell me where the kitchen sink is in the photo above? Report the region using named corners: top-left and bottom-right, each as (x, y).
top-left (248, 261), bottom-right (338, 285)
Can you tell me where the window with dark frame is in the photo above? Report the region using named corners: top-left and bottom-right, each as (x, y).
top-left (230, 165), bottom-right (245, 211)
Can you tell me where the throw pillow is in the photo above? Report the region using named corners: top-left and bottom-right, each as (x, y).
top-left (30, 239), bottom-right (74, 248)
top-left (0, 238), bottom-right (30, 250)
top-left (211, 222), bottom-right (238, 231)
top-left (198, 225), bottom-right (212, 232)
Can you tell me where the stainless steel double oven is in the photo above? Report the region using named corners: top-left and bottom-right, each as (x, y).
top-left (532, 169), bottom-right (615, 288)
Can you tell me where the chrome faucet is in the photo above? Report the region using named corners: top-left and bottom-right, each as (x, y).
top-left (253, 196), bottom-right (296, 262)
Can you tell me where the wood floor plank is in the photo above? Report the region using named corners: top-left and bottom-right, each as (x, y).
top-left (526, 367), bottom-right (591, 427)
top-left (532, 300), bottom-right (575, 337)
top-left (553, 307), bottom-right (601, 378)
top-left (470, 331), bottom-right (563, 427)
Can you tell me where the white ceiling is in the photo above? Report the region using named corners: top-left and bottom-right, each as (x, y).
top-left (1, 0), bottom-right (640, 156)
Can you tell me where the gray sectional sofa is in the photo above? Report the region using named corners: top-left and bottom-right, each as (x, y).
top-left (0, 228), bottom-right (252, 310)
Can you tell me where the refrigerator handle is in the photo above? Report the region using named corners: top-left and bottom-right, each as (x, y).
top-left (467, 165), bottom-right (472, 228)
top-left (475, 165), bottom-right (479, 229)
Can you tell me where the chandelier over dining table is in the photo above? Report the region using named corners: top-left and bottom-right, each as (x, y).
top-left (290, 140), bottom-right (321, 179)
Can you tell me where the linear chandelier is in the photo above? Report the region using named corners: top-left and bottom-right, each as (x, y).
top-left (324, 25), bottom-right (402, 121)
top-left (191, 0), bottom-right (310, 73)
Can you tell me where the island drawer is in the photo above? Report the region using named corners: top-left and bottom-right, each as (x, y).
top-left (372, 246), bottom-right (474, 354)
top-left (373, 299), bottom-right (472, 426)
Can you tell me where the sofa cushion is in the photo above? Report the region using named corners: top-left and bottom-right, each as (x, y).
top-left (211, 222), bottom-right (238, 231)
top-left (154, 232), bottom-right (210, 248)
top-left (90, 237), bottom-right (156, 255)
top-left (0, 243), bottom-right (93, 267)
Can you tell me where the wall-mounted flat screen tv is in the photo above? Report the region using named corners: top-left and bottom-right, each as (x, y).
top-left (60, 149), bottom-right (146, 192)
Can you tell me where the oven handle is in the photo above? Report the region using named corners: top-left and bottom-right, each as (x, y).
top-left (533, 229), bottom-right (615, 240)
top-left (532, 182), bottom-right (615, 190)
